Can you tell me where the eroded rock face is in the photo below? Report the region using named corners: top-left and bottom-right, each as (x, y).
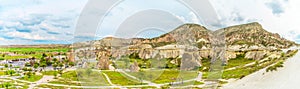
top-left (72, 22), bottom-right (296, 70)
top-left (226, 51), bottom-right (237, 60)
top-left (245, 51), bottom-right (267, 60)
top-left (181, 52), bottom-right (201, 70)
top-left (129, 61), bottom-right (140, 72)
top-left (97, 51), bottom-right (111, 70)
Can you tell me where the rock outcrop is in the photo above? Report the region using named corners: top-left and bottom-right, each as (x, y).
top-left (72, 22), bottom-right (297, 70)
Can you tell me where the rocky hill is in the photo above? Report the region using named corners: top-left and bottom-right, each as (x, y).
top-left (75, 22), bottom-right (295, 50)
top-left (73, 22), bottom-right (297, 70)
top-left (217, 22), bottom-right (296, 50)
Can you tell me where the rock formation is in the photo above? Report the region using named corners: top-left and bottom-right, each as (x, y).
top-left (72, 22), bottom-right (297, 70)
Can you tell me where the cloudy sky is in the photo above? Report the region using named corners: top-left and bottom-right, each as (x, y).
top-left (0, 0), bottom-right (299, 45)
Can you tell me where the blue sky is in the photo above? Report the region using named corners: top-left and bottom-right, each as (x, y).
top-left (0, 0), bottom-right (300, 45)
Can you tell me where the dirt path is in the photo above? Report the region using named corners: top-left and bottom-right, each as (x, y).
top-left (101, 72), bottom-right (115, 86)
top-left (28, 75), bottom-right (54, 89)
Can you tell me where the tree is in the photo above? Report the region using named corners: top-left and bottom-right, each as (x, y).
top-left (4, 64), bottom-right (8, 68)
top-left (64, 59), bottom-right (69, 67)
top-left (27, 72), bottom-right (32, 78)
top-left (46, 60), bottom-right (52, 66)
top-left (52, 63), bottom-right (58, 70)
top-left (54, 71), bottom-right (58, 78)
top-left (40, 57), bottom-right (46, 62)
top-left (58, 63), bottom-right (64, 69)
top-left (3, 82), bottom-right (11, 89)
top-left (42, 53), bottom-right (47, 57)
top-left (25, 62), bottom-right (31, 67)
top-left (69, 62), bottom-right (75, 67)
top-left (6, 70), bottom-right (15, 76)
top-left (53, 58), bottom-right (58, 62)
top-left (58, 70), bottom-right (63, 75)
top-left (40, 62), bottom-right (47, 71)
top-left (33, 63), bottom-right (39, 70)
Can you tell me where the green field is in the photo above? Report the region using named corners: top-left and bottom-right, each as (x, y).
top-left (0, 71), bottom-right (5, 75)
top-left (102, 71), bottom-right (142, 85)
top-left (127, 69), bottom-right (198, 84)
top-left (20, 75), bottom-right (43, 82)
top-left (0, 79), bottom-right (29, 89)
top-left (224, 54), bottom-right (255, 69)
top-left (0, 55), bottom-right (32, 60)
top-left (0, 47), bottom-right (70, 59)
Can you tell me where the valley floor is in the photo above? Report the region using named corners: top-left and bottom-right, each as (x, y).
top-left (222, 50), bottom-right (300, 89)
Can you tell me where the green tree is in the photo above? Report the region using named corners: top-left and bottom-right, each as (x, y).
top-left (58, 63), bottom-right (64, 69)
top-left (27, 72), bottom-right (32, 78)
top-left (6, 70), bottom-right (15, 76)
top-left (52, 58), bottom-right (58, 62)
top-left (54, 71), bottom-right (58, 78)
top-left (69, 62), bottom-right (75, 67)
top-left (52, 63), bottom-right (58, 70)
top-left (3, 82), bottom-right (11, 89)
top-left (4, 64), bottom-right (8, 68)
top-left (42, 53), bottom-right (47, 57)
top-left (33, 63), bottom-right (39, 70)
top-left (40, 62), bottom-right (47, 71)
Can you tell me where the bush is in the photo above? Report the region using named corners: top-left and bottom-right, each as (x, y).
top-left (266, 62), bottom-right (283, 72)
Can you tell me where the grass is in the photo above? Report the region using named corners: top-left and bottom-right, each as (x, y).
top-left (36, 84), bottom-right (66, 89)
top-left (0, 47), bottom-right (70, 59)
top-left (266, 60), bottom-right (284, 72)
top-left (20, 75), bottom-right (43, 82)
top-left (77, 69), bottom-right (110, 86)
top-left (59, 70), bottom-right (111, 86)
top-left (0, 79), bottom-right (29, 89)
top-left (0, 55), bottom-right (32, 60)
top-left (222, 57), bottom-right (281, 79)
top-left (42, 70), bottom-right (58, 75)
top-left (127, 69), bottom-right (198, 84)
top-left (49, 79), bottom-right (82, 86)
top-left (224, 54), bottom-right (255, 69)
top-left (176, 80), bottom-right (204, 86)
top-left (199, 58), bottom-right (211, 72)
top-left (0, 71), bottom-right (5, 75)
top-left (102, 71), bottom-right (142, 85)
top-left (127, 86), bottom-right (157, 89)
top-left (61, 71), bottom-right (78, 81)
top-left (222, 67), bottom-right (253, 79)
top-left (222, 50), bottom-right (298, 79)
top-left (153, 70), bottom-right (198, 83)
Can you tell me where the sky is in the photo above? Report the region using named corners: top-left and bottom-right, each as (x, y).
top-left (0, 0), bottom-right (300, 45)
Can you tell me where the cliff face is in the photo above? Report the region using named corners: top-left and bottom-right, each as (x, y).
top-left (73, 22), bottom-right (297, 70)
top-left (219, 22), bottom-right (295, 49)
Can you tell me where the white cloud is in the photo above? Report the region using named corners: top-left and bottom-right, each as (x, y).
top-left (6, 31), bottom-right (56, 40)
top-left (0, 0), bottom-right (87, 45)
top-left (1, 0), bottom-right (299, 45)
top-left (0, 37), bottom-right (5, 41)
top-left (210, 0), bottom-right (300, 43)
